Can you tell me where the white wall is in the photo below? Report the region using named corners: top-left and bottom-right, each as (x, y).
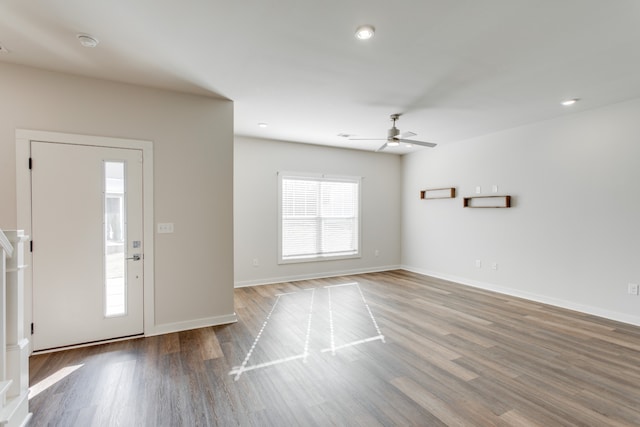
top-left (0, 63), bottom-right (235, 334)
top-left (402, 98), bottom-right (640, 326)
top-left (234, 136), bottom-right (401, 286)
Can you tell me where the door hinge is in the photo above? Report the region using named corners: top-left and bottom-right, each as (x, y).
top-left (30, 240), bottom-right (33, 253)
top-left (28, 157), bottom-right (32, 170)
top-left (31, 323), bottom-right (34, 335)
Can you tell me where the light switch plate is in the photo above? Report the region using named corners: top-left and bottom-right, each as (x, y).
top-left (157, 223), bottom-right (174, 234)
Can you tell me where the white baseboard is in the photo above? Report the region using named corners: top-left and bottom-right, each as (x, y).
top-left (147, 313), bottom-right (238, 337)
top-left (401, 265), bottom-right (640, 327)
top-left (234, 265), bottom-right (401, 288)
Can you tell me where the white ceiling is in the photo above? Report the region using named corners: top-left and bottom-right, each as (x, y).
top-left (1, 1), bottom-right (640, 153)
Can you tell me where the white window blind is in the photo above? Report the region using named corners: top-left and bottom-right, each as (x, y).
top-left (279, 173), bottom-right (360, 263)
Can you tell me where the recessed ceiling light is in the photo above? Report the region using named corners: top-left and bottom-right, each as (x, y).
top-left (77, 34), bottom-right (99, 48)
top-left (561, 98), bottom-right (579, 106)
top-left (258, 122), bottom-right (268, 128)
top-left (355, 25), bottom-right (375, 40)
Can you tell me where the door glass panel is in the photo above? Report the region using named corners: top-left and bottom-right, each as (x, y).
top-left (104, 161), bottom-right (126, 317)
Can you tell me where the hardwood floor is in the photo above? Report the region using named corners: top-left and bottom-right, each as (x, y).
top-left (29, 270), bottom-right (640, 426)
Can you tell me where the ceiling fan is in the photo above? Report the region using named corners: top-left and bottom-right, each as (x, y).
top-left (349, 114), bottom-right (437, 152)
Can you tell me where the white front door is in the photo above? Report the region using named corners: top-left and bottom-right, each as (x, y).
top-left (31, 141), bottom-right (144, 351)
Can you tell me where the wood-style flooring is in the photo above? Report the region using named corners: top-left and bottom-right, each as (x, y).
top-left (29, 270), bottom-right (640, 426)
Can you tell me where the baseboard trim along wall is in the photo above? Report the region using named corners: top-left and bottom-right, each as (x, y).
top-left (147, 313), bottom-right (238, 337)
top-left (234, 265), bottom-right (402, 288)
top-left (401, 265), bottom-right (640, 327)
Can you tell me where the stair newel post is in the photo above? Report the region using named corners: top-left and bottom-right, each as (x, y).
top-left (2, 230), bottom-right (31, 426)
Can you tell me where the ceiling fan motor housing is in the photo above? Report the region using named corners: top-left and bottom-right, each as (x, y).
top-left (388, 126), bottom-right (400, 139)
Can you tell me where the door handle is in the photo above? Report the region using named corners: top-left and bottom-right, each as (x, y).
top-left (126, 254), bottom-right (141, 261)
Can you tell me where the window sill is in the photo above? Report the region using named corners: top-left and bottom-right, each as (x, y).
top-left (278, 253), bottom-right (361, 265)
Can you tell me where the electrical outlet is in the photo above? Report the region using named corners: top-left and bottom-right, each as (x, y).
top-left (475, 260), bottom-right (482, 268)
top-left (492, 185), bottom-right (499, 193)
top-left (374, 249), bottom-right (380, 257)
top-left (252, 258), bottom-right (259, 267)
top-left (475, 186), bottom-right (482, 194)
top-left (628, 283), bottom-right (639, 295)
top-left (492, 262), bottom-right (498, 270)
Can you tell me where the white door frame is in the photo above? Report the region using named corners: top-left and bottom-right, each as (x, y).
top-left (16, 129), bottom-right (155, 352)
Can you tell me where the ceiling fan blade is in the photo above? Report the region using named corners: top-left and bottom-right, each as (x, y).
top-left (348, 138), bottom-right (386, 141)
top-left (398, 139), bottom-right (437, 148)
top-left (398, 131), bottom-right (416, 139)
top-left (376, 142), bottom-right (388, 152)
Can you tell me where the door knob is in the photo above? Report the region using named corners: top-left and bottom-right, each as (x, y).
top-left (126, 254), bottom-right (141, 261)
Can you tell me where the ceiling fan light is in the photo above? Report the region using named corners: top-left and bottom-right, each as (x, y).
top-left (387, 141), bottom-right (400, 147)
top-left (561, 98), bottom-right (579, 106)
top-left (355, 25), bottom-right (375, 40)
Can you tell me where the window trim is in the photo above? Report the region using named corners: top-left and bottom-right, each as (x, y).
top-left (277, 171), bottom-right (362, 264)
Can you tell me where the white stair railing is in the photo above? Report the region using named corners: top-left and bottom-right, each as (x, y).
top-left (0, 230), bottom-right (31, 426)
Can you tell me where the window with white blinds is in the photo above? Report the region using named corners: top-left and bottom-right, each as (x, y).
top-left (278, 173), bottom-right (361, 263)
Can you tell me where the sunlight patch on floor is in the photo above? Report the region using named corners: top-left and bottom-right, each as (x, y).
top-left (230, 282), bottom-right (384, 380)
top-left (29, 364), bottom-right (84, 399)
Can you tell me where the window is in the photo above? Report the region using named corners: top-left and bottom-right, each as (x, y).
top-left (104, 161), bottom-right (127, 317)
top-left (278, 172), bottom-right (361, 263)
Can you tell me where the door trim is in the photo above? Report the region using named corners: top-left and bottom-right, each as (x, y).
top-left (16, 129), bottom-right (155, 352)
